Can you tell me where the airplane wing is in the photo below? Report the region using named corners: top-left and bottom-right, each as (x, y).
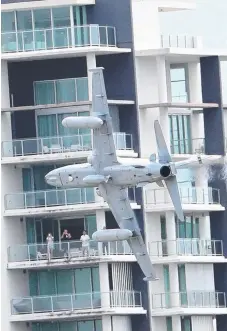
top-left (90, 68), bottom-right (118, 172)
top-left (98, 182), bottom-right (158, 281)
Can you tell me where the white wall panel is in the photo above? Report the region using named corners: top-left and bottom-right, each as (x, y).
top-left (192, 316), bottom-right (214, 331)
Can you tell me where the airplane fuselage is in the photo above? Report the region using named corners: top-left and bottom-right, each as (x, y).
top-left (47, 161), bottom-right (172, 189)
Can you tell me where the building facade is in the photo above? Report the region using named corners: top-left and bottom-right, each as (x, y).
top-left (1, 1), bottom-right (227, 331)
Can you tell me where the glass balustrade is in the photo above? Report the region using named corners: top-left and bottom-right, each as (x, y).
top-left (8, 240), bottom-right (133, 263)
top-left (2, 25), bottom-right (116, 53)
top-left (2, 133), bottom-right (133, 158)
top-left (148, 239), bottom-right (223, 257)
top-left (152, 291), bottom-right (226, 309)
top-left (145, 187), bottom-right (221, 206)
top-left (4, 187), bottom-right (136, 210)
top-left (11, 291), bottom-right (142, 315)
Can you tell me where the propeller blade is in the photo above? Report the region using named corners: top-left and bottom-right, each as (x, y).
top-left (154, 120), bottom-right (172, 164)
top-left (165, 176), bottom-right (184, 222)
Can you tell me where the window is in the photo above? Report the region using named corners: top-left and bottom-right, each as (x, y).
top-left (178, 264), bottom-right (187, 305)
top-left (33, 8), bottom-right (51, 29)
top-left (34, 78), bottom-right (89, 105)
top-left (29, 267), bottom-right (100, 296)
top-left (181, 317), bottom-right (192, 331)
top-left (166, 317), bottom-right (173, 331)
top-left (160, 216), bottom-right (168, 256)
top-left (16, 10), bottom-right (32, 31)
top-left (175, 216), bottom-right (200, 239)
top-left (170, 66), bottom-right (188, 102)
top-left (169, 114), bottom-right (192, 154)
top-left (163, 265), bottom-right (170, 307)
top-left (1, 11), bottom-right (15, 32)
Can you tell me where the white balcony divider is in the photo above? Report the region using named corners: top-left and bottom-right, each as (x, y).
top-left (148, 239), bottom-right (223, 257)
top-left (2, 25), bottom-right (116, 53)
top-left (11, 291), bottom-right (142, 315)
top-left (2, 132), bottom-right (133, 158)
top-left (152, 291), bottom-right (226, 309)
top-left (8, 240), bottom-right (133, 263)
top-left (145, 187), bottom-right (220, 206)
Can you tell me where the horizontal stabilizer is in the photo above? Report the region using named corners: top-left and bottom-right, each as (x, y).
top-left (154, 120), bottom-right (171, 164)
top-left (165, 176), bottom-right (184, 222)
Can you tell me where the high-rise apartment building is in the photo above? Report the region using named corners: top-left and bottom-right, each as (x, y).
top-left (1, 1), bottom-right (227, 331)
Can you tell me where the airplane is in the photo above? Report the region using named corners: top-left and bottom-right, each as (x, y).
top-left (45, 67), bottom-right (221, 281)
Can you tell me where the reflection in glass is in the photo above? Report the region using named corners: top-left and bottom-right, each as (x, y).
top-left (2, 12), bottom-right (16, 32)
top-left (52, 7), bottom-right (70, 27)
top-left (33, 8), bottom-right (51, 29)
top-left (16, 10), bottom-right (32, 31)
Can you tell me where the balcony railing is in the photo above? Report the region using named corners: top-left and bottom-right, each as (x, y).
top-left (8, 240), bottom-right (133, 263)
top-left (148, 239), bottom-right (223, 257)
top-left (11, 291), bottom-right (142, 315)
top-left (2, 133), bottom-right (133, 158)
top-left (170, 138), bottom-right (205, 155)
top-left (161, 34), bottom-right (197, 48)
top-left (4, 187), bottom-right (136, 211)
top-left (2, 25), bottom-right (116, 53)
top-left (145, 187), bottom-right (220, 206)
top-left (152, 291), bottom-right (226, 309)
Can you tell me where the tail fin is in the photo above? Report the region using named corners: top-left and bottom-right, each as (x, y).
top-left (154, 120), bottom-right (184, 222)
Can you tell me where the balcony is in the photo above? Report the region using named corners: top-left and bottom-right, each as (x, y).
top-left (160, 34), bottom-right (199, 49)
top-left (151, 291), bottom-right (227, 316)
top-left (2, 25), bottom-right (116, 53)
top-left (1, 133), bottom-right (136, 165)
top-left (148, 239), bottom-right (226, 264)
top-left (170, 138), bottom-right (205, 155)
top-left (4, 187), bottom-right (139, 217)
top-left (10, 291), bottom-right (145, 322)
top-left (8, 240), bottom-right (135, 270)
top-left (144, 187), bottom-right (224, 212)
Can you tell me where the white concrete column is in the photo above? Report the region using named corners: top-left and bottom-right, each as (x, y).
top-left (86, 53), bottom-right (96, 101)
top-left (172, 316), bottom-right (181, 331)
top-left (156, 56), bottom-right (170, 146)
top-left (99, 262), bottom-right (110, 307)
top-left (165, 211), bottom-right (177, 256)
top-left (112, 316), bottom-right (132, 331)
top-left (187, 62), bottom-right (204, 152)
top-left (102, 316), bottom-right (112, 331)
top-left (169, 264), bottom-right (180, 308)
top-left (199, 215), bottom-right (211, 239)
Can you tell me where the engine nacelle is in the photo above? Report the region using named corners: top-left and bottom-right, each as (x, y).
top-left (62, 116), bottom-right (103, 129)
top-left (92, 229), bottom-right (133, 242)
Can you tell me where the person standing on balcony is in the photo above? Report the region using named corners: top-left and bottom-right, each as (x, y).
top-left (46, 233), bottom-right (54, 260)
top-left (61, 229), bottom-right (72, 258)
top-left (80, 230), bottom-right (90, 256)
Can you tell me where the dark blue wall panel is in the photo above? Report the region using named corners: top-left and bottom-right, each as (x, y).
top-left (200, 56), bottom-right (227, 331)
top-left (8, 58), bottom-right (87, 139)
top-left (87, 0), bottom-right (133, 48)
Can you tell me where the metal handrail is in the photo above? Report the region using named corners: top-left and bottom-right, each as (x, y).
top-left (5, 187), bottom-right (136, 210)
top-left (2, 25), bottom-right (116, 53)
top-left (152, 291), bottom-right (226, 309)
top-left (148, 239), bottom-right (224, 257)
top-left (2, 132), bottom-right (133, 157)
top-left (170, 138), bottom-right (205, 154)
top-left (160, 34), bottom-right (197, 48)
top-left (145, 187), bottom-right (221, 205)
top-left (11, 290), bottom-right (142, 315)
top-left (8, 239), bottom-right (133, 263)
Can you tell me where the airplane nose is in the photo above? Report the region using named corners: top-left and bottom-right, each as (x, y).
top-left (45, 170), bottom-right (62, 187)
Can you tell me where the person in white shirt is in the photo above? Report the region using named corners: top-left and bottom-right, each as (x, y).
top-left (80, 230), bottom-right (90, 256)
top-left (46, 233), bottom-right (54, 259)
